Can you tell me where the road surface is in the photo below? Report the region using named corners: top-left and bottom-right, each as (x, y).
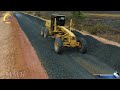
top-left (13, 12), bottom-right (120, 79)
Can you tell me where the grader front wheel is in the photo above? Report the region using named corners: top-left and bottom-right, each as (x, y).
top-left (54, 38), bottom-right (63, 54)
top-left (77, 38), bottom-right (87, 54)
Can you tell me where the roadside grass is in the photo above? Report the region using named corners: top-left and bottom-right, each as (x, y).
top-left (78, 23), bottom-right (120, 43)
top-left (84, 13), bottom-right (120, 18)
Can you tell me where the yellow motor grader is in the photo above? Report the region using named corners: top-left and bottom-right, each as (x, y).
top-left (40, 14), bottom-right (87, 54)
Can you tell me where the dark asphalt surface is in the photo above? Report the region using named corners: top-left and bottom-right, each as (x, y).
top-left (13, 12), bottom-right (120, 79)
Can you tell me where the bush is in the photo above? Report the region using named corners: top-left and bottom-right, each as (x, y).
top-left (85, 23), bottom-right (113, 35)
top-left (34, 12), bottom-right (41, 17)
top-left (69, 11), bottom-right (87, 29)
top-left (72, 11), bottom-right (87, 20)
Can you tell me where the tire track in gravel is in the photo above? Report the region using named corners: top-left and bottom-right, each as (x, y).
top-left (13, 12), bottom-right (120, 79)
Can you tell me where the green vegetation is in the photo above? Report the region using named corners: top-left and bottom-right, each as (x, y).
top-left (72, 11), bottom-right (86, 19)
top-left (69, 11), bottom-right (87, 29)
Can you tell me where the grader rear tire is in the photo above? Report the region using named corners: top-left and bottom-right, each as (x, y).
top-left (44, 28), bottom-right (49, 38)
top-left (77, 38), bottom-right (87, 54)
top-left (40, 27), bottom-right (44, 36)
top-left (54, 38), bottom-right (63, 54)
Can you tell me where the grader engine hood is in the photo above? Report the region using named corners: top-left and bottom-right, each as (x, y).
top-left (59, 26), bottom-right (78, 47)
top-left (60, 26), bottom-right (75, 37)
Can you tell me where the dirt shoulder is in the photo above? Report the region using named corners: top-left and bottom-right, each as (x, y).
top-left (0, 12), bottom-right (48, 79)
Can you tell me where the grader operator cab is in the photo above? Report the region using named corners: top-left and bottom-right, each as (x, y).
top-left (51, 14), bottom-right (65, 30)
top-left (41, 14), bottom-right (87, 54)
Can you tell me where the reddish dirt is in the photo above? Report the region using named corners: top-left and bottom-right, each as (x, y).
top-left (0, 12), bottom-right (48, 79)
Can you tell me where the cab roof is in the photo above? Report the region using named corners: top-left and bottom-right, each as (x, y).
top-left (52, 14), bottom-right (66, 17)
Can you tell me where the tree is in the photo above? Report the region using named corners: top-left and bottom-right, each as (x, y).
top-left (72, 11), bottom-right (86, 19)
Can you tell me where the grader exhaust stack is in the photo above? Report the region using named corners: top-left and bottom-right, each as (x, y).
top-left (54, 18), bottom-right (57, 32)
top-left (70, 19), bottom-right (72, 31)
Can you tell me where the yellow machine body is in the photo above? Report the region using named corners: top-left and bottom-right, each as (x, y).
top-left (45, 17), bottom-right (80, 48)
